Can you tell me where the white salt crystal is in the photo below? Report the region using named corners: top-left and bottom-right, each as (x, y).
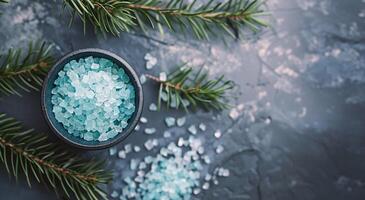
top-left (124, 144), bottom-right (132, 153)
top-left (214, 129), bottom-right (222, 138)
top-left (134, 124), bottom-right (140, 131)
top-left (144, 139), bottom-right (155, 151)
top-left (109, 147), bottom-right (117, 156)
top-left (176, 117), bottom-right (186, 127)
top-left (140, 117), bottom-right (148, 123)
top-left (165, 117), bottom-right (176, 127)
top-left (163, 131), bottom-right (171, 138)
top-left (144, 53), bottom-right (157, 70)
top-left (193, 188), bottom-right (201, 195)
top-left (199, 123), bottom-right (206, 131)
top-left (216, 145), bottom-right (224, 154)
top-left (159, 72), bottom-right (167, 81)
top-left (110, 190), bottom-right (119, 198)
top-left (140, 74), bottom-right (146, 84)
top-left (202, 182), bottom-right (210, 190)
top-left (118, 150), bottom-right (127, 159)
top-left (149, 103), bottom-right (157, 111)
top-left (134, 145), bottom-right (141, 152)
top-left (202, 155), bottom-right (211, 164)
top-left (144, 128), bottom-right (156, 135)
top-left (188, 125), bottom-right (197, 135)
top-left (130, 159), bottom-right (138, 170)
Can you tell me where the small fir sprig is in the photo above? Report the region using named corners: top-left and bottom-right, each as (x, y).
top-left (63, 0), bottom-right (268, 39)
top-left (0, 113), bottom-right (112, 200)
top-left (0, 41), bottom-right (54, 96)
top-left (0, 0), bottom-right (9, 3)
top-left (146, 66), bottom-right (235, 111)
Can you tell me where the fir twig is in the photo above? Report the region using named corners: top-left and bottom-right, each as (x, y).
top-left (63, 0), bottom-right (268, 39)
top-left (0, 41), bottom-right (54, 96)
top-left (0, 113), bottom-right (112, 200)
top-left (146, 66), bottom-right (235, 111)
top-left (0, 0), bottom-right (9, 3)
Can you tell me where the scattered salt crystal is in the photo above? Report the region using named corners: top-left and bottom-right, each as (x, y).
top-left (202, 182), bottom-right (210, 190)
top-left (159, 72), bottom-right (167, 81)
top-left (229, 108), bottom-right (240, 120)
top-left (178, 137), bottom-right (185, 147)
top-left (163, 131), bottom-right (171, 138)
top-left (222, 169), bottom-right (230, 177)
top-left (130, 159), bottom-right (138, 170)
top-left (144, 53), bottom-right (157, 70)
top-left (197, 146), bottom-right (205, 154)
top-left (177, 117), bottom-right (186, 127)
top-left (164, 117), bottom-right (176, 127)
top-left (188, 125), bottom-right (197, 135)
top-left (139, 74), bottom-right (146, 84)
top-left (140, 117), bottom-right (148, 123)
top-left (144, 128), bottom-right (156, 135)
top-left (134, 145), bottom-right (141, 152)
top-left (193, 188), bottom-right (201, 195)
top-left (199, 123), bottom-right (206, 131)
top-left (214, 129), bottom-right (222, 138)
top-left (118, 150), bottom-right (127, 159)
top-left (203, 155), bottom-right (211, 164)
top-left (213, 179), bottom-right (219, 185)
top-left (264, 117), bottom-right (272, 124)
top-left (134, 124), bottom-right (140, 131)
top-left (110, 190), bottom-right (119, 198)
top-left (144, 139), bottom-right (155, 150)
top-left (205, 174), bottom-right (212, 181)
top-left (152, 139), bottom-right (158, 146)
top-left (109, 147), bottom-right (117, 156)
top-left (216, 145), bottom-right (224, 154)
top-left (148, 103), bottom-right (157, 111)
top-left (124, 144), bottom-right (132, 153)
top-left (139, 162), bottom-right (147, 170)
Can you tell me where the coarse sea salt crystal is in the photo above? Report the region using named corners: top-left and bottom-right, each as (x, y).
top-left (140, 117), bottom-right (148, 124)
top-left (118, 150), bottom-right (127, 159)
top-left (144, 128), bottom-right (156, 135)
top-left (148, 103), bottom-right (157, 111)
top-left (139, 74), bottom-right (146, 84)
top-left (214, 129), bottom-right (222, 138)
top-left (199, 123), bottom-right (206, 131)
top-left (134, 145), bottom-right (141, 152)
top-left (216, 145), bottom-right (224, 154)
top-left (164, 117), bottom-right (176, 127)
top-left (163, 131), bottom-right (171, 138)
top-left (159, 72), bottom-right (167, 81)
top-left (177, 117), bottom-right (186, 127)
top-left (110, 190), bottom-right (119, 198)
top-left (109, 147), bottom-right (117, 156)
top-left (188, 125), bottom-right (197, 135)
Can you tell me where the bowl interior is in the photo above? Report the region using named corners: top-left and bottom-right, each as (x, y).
top-left (42, 49), bottom-right (143, 149)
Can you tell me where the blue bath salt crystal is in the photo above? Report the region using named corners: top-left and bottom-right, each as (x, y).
top-left (51, 56), bottom-right (136, 142)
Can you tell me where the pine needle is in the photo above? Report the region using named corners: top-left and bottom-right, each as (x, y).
top-left (0, 41), bottom-right (54, 96)
top-left (146, 66), bottom-right (235, 111)
top-left (0, 113), bottom-right (112, 200)
top-left (63, 0), bottom-right (268, 39)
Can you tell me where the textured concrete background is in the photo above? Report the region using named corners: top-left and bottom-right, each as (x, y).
top-left (1, 0), bottom-right (365, 199)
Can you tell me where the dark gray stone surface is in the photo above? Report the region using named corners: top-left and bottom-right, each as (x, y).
top-left (0, 0), bottom-right (365, 199)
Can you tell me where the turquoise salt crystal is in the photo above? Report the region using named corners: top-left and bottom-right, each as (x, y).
top-left (51, 56), bottom-right (136, 142)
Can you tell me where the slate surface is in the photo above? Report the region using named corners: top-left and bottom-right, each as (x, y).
top-left (0, 0), bottom-right (365, 199)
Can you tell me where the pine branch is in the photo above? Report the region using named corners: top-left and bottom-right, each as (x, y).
top-left (0, 0), bottom-right (9, 3)
top-left (0, 41), bottom-right (54, 96)
top-left (0, 113), bottom-right (112, 200)
top-left (146, 65), bottom-right (235, 111)
top-left (63, 0), bottom-right (268, 39)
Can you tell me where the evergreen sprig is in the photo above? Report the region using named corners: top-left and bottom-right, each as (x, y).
top-left (0, 0), bottom-right (9, 3)
top-left (146, 66), bottom-right (235, 111)
top-left (0, 41), bottom-right (54, 96)
top-left (63, 0), bottom-right (268, 39)
top-left (0, 113), bottom-right (112, 200)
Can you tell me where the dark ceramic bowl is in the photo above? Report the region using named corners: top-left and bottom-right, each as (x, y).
top-left (42, 49), bottom-right (143, 150)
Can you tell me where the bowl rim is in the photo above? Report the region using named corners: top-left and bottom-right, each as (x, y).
top-left (41, 48), bottom-right (143, 150)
